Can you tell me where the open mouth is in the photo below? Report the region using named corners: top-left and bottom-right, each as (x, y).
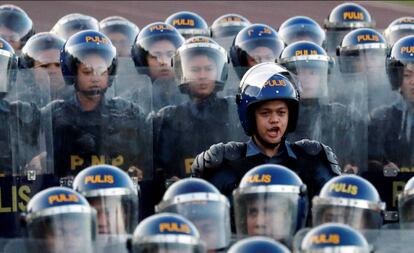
top-left (267, 127), bottom-right (281, 138)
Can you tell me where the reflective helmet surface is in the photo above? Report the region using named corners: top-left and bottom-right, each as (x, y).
top-left (279, 41), bottom-right (332, 99)
top-left (132, 213), bottom-right (205, 253)
top-left (398, 176), bottom-right (414, 228)
top-left (0, 37), bottom-right (18, 93)
top-left (324, 2), bottom-right (375, 30)
top-left (60, 30), bottom-right (117, 87)
top-left (233, 164), bottom-right (307, 246)
top-left (165, 11), bottom-right (210, 39)
top-left (51, 13), bottom-right (99, 41)
top-left (99, 16), bottom-right (139, 57)
top-left (210, 13), bottom-right (251, 38)
top-left (173, 36), bottom-right (229, 93)
top-left (312, 175), bottom-right (385, 230)
top-left (227, 236), bottom-right (291, 253)
top-left (278, 16), bottom-right (325, 46)
top-left (0, 4), bottom-right (34, 49)
top-left (300, 223), bottom-right (370, 253)
top-left (384, 16), bottom-right (414, 46)
top-left (156, 178), bottom-right (231, 251)
top-left (26, 187), bottom-right (97, 253)
top-left (386, 35), bottom-right (414, 90)
top-left (72, 164), bottom-right (139, 234)
top-left (236, 62), bottom-right (299, 135)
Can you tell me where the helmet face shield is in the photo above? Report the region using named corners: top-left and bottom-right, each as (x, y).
top-left (0, 52), bottom-right (14, 92)
top-left (134, 242), bottom-right (205, 253)
top-left (0, 7), bottom-right (32, 42)
top-left (52, 15), bottom-right (99, 40)
top-left (339, 48), bottom-right (387, 73)
top-left (240, 38), bottom-right (284, 66)
top-left (279, 25), bottom-right (325, 46)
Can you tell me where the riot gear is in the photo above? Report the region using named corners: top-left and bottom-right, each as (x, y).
top-left (51, 13), bottom-right (99, 41)
top-left (0, 4), bottom-right (34, 50)
top-left (210, 13), bottom-right (251, 38)
top-left (165, 11), bottom-right (209, 39)
top-left (384, 16), bottom-right (414, 47)
top-left (278, 16), bottom-right (325, 46)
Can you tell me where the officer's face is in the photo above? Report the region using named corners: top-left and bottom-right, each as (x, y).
top-left (401, 64), bottom-right (414, 103)
top-left (254, 100), bottom-right (289, 145)
top-left (297, 67), bottom-right (323, 99)
top-left (193, 218), bottom-right (218, 250)
top-left (88, 197), bottom-right (127, 235)
top-left (33, 49), bottom-right (65, 91)
top-left (246, 46), bottom-right (276, 67)
top-left (0, 25), bottom-right (21, 50)
top-left (44, 218), bottom-right (86, 253)
top-left (147, 40), bottom-right (176, 80)
top-left (186, 55), bottom-right (218, 99)
top-left (76, 54), bottom-right (109, 97)
top-left (108, 32), bottom-right (131, 57)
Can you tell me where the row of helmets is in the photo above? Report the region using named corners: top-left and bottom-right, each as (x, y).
top-left (22, 162), bottom-right (414, 252)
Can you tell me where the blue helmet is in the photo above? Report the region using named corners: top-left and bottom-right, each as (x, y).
top-left (228, 236), bottom-right (291, 253)
top-left (324, 2), bottom-right (375, 30)
top-left (279, 41), bottom-right (333, 100)
top-left (278, 16), bottom-right (326, 47)
top-left (26, 187), bottom-right (97, 252)
top-left (51, 13), bottom-right (99, 41)
top-left (72, 164), bottom-right (139, 234)
top-left (99, 16), bottom-right (139, 57)
top-left (210, 13), bottom-right (251, 38)
top-left (300, 223), bottom-right (370, 253)
top-left (398, 176), bottom-right (414, 228)
top-left (312, 175), bottom-right (385, 230)
top-left (384, 16), bottom-right (414, 46)
top-left (60, 30), bottom-right (117, 88)
top-left (173, 36), bottom-right (229, 93)
top-left (165, 11), bottom-right (209, 39)
top-left (236, 62), bottom-right (299, 136)
top-left (0, 4), bottom-right (34, 49)
top-left (0, 37), bottom-right (18, 94)
top-left (131, 213), bottom-right (205, 253)
top-left (230, 23), bottom-right (285, 79)
top-left (233, 164), bottom-right (307, 246)
top-left (386, 35), bottom-right (414, 90)
top-left (156, 178), bottom-right (231, 251)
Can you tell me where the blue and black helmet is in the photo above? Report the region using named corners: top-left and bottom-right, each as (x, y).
top-left (210, 13), bottom-right (251, 38)
top-left (337, 28), bottom-right (387, 56)
top-left (72, 164), bottom-right (139, 234)
top-left (132, 213), bottom-right (205, 253)
top-left (324, 2), bottom-right (375, 30)
top-left (236, 62), bottom-right (299, 135)
top-left (25, 187), bottom-right (97, 245)
top-left (278, 16), bottom-right (325, 46)
top-left (228, 236), bottom-right (291, 253)
top-left (312, 175), bottom-right (385, 230)
top-left (300, 223), bottom-right (371, 253)
top-left (386, 35), bottom-right (414, 90)
top-left (60, 30), bottom-right (117, 87)
top-left (156, 178), bottom-right (231, 251)
top-left (398, 176), bottom-right (414, 228)
top-left (384, 16), bottom-right (414, 46)
top-left (51, 13), bottom-right (99, 41)
top-left (0, 4), bottom-right (35, 49)
top-left (0, 37), bottom-right (18, 94)
top-left (165, 11), bottom-right (209, 39)
top-left (233, 164), bottom-right (308, 245)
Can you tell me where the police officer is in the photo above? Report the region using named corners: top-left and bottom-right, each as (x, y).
top-left (230, 23), bottom-right (285, 80)
top-left (299, 223), bottom-right (371, 253)
top-left (156, 178), bottom-right (231, 252)
top-left (227, 236), bottom-right (291, 253)
top-left (323, 2), bottom-right (375, 55)
top-left (0, 4), bottom-right (34, 51)
top-left (24, 187), bottom-right (97, 253)
top-left (165, 11), bottom-right (210, 39)
top-left (191, 62), bottom-right (340, 202)
top-left (279, 40), bottom-right (365, 173)
top-left (366, 35), bottom-right (414, 222)
top-left (100, 16), bottom-right (139, 57)
top-left (278, 16), bottom-right (325, 46)
top-left (384, 16), bottom-right (414, 47)
top-left (42, 30), bottom-right (150, 182)
top-left (18, 32), bottom-right (71, 106)
top-left (131, 213), bottom-right (206, 253)
top-left (50, 13), bottom-right (99, 41)
top-left (312, 175), bottom-right (384, 230)
top-left (72, 164), bottom-right (139, 235)
top-left (233, 164), bottom-right (308, 247)
top-left (130, 22), bottom-right (187, 113)
top-left (153, 36), bottom-right (245, 185)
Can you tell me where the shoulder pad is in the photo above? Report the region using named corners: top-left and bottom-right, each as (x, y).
top-left (294, 139), bottom-right (322, 155)
top-left (108, 97), bottom-right (144, 116)
top-left (156, 104), bottom-right (178, 117)
top-left (370, 105), bottom-right (392, 121)
top-left (41, 99), bottom-right (65, 113)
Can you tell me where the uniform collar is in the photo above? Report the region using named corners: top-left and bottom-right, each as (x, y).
top-left (246, 137), bottom-right (297, 159)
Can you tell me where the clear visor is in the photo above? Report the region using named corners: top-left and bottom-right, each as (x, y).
top-left (312, 204), bottom-right (383, 229)
top-left (54, 19), bottom-right (99, 40)
top-left (399, 194), bottom-right (414, 228)
top-left (0, 10), bottom-right (32, 41)
top-left (233, 192), bottom-right (300, 245)
top-left (386, 26), bottom-right (414, 46)
top-left (67, 45), bottom-right (115, 76)
top-left (338, 48), bottom-right (387, 73)
top-left (279, 25), bottom-right (325, 46)
top-left (0, 53), bottom-right (13, 92)
top-left (133, 241), bottom-right (205, 253)
top-left (240, 38), bottom-right (284, 65)
top-left (87, 194), bottom-right (138, 235)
